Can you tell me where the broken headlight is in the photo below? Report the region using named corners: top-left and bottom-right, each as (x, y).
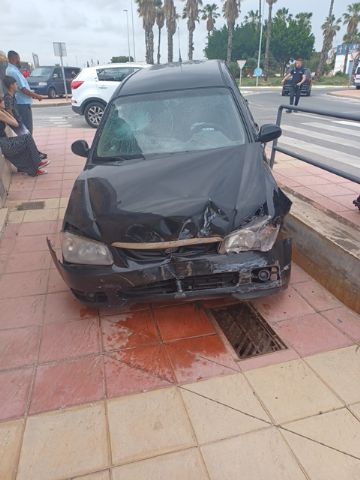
top-left (219, 216), bottom-right (280, 254)
top-left (61, 231), bottom-right (113, 265)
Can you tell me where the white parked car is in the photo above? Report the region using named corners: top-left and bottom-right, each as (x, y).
top-left (71, 63), bottom-right (150, 128)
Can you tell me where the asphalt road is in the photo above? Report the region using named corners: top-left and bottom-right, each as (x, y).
top-left (33, 87), bottom-right (360, 179)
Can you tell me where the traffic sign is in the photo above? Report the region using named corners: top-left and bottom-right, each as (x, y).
top-left (237, 60), bottom-right (246, 69)
top-left (254, 67), bottom-right (263, 77)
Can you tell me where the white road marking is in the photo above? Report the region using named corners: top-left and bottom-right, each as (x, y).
top-left (301, 122), bottom-right (360, 138)
top-left (334, 120), bottom-right (360, 128)
top-left (279, 136), bottom-right (360, 168)
top-left (282, 125), bottom-right (360, 149)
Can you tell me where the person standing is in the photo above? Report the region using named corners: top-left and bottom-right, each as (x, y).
top-left (281, 58), bottom-right (307, 113)
top-left (6, 51), bottom-right (45, 133)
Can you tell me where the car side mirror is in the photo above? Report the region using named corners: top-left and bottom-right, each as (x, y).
top-left (71, 140), bottom-right (89, 158)
top-left (258, 124), bottom-right (282, 143)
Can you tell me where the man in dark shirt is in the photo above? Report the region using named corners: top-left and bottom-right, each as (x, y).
top-left (281, 58), bottom-right (307, 113)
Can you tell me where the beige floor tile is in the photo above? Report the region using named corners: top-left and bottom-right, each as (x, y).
top-left (17, 404), bottom-right (109, 480)
top-left (245, 359), bottom-right (342, 424)
top-left (284, 408), bottom-right (360, 458)
top-left (60, 197), bottom-right (69, 208)
top-left (72, 470), bottom-right (110, 480)
top-left (306, 346), bottom-right (360, 405)
top-left (112, 448), bottom-right (209, 480)
top-left (201, 427), bottom-right (307, 480)
top-left (23, 209), bottom-right (58, 223)
top-left (180, 373), bottom-right (270, 444)
top-left (283, 430), bottom-right (360, 480)
top-left (349, 402), bottom-right (360, 421)
top-left (107, 387), bottom-right (196, 466)
top-left (7, 211), bottom-right (25, 223)
top-left (0, 419), bottom-right (24, 480)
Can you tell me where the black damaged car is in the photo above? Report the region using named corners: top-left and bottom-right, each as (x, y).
top-left (48, 60), bottom-right (292, 308)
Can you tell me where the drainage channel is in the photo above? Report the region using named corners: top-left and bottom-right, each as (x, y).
top-left (16, 201), bottom-right (45, 211)
top-left (211, 303), bottom-right (287, 360)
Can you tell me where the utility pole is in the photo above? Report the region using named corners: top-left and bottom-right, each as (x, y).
top-left (130, 0), bottom-right (136, 61)
top-left (124, 10), bottom-right (131, 62)
top-left (256, 0), bottom-right (265, 86)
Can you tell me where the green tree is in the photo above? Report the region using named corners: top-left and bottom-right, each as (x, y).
top-left (264, 0), bottom-right (278, 80)
top-left (317, 14), bottom-right (341, 78)
top-left (136, 0), bottom-right (157, 64)
top-left (183, 0), bottom-right (203, 60)
top-left (223, 0), bottom-right (240, 63)
top-left (271, 9), bottom-right (315, 74)
top-left (164, 0), bottom-right (177, 62)
top-left (156, 1), bottom-right (165, 64)
top-left (110, 56), bottom-right (134, 63)
top-left (342, 2), bottom-right (360, 73)
top-left (201, 3), bottom-right (220, 38)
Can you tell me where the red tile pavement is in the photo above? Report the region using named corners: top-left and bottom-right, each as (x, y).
top-left (39, 318), bottom-right (100, 363)
top-left (104, 345), bottom-right (174, 397)
top-left (0, 127), bottom-right (358, 423)
top-left (321, 307), bottom-right (360, 342)
top-left (0, 367), bottom-right (33, 420)
top-left (154, 304), bottom-right (216, 342)
top-left (101, 310), bottom-right (159, 351)
top-left (165, 335), bottom-right (239, 384)
top-left (0, 326), bottom-right (40, 370)
top-left (252, 286), bottom-right (315, 323)
top-left (273, 313), bottom-right (352, 357)
top-left (30, 355), bottom-right (104, 414)
top-left (0, 296), bottom-right (45, 329)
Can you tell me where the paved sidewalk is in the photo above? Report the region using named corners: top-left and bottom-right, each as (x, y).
top-left (327, 88), bottom-right (360, 100)
top-left (32, 97), bottom-right (72, 108)
top-left (1, 127), bottom-right (360, 479)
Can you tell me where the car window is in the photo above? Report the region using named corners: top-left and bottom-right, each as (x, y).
top-left (65, 68), bottom-right (79, 79)
top-left (30, 67), bottom-right (54, 77)
top-left (96, 87), bottom-right (247, 159)
top-left (356, 67), bottom-right (360, 74)
top-left (96, 67), bottom-right (135, 82)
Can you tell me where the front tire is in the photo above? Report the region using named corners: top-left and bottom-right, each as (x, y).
top-left (84, 101), bottom-right (105, 128)
top-left (48, 87), bottom-right (56, 99)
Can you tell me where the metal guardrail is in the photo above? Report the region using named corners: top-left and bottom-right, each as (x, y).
top-left (270, 104), bottom-right (360, 187)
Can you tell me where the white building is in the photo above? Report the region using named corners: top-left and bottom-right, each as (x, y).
top-left (334, 43), bottom-right (360, 74)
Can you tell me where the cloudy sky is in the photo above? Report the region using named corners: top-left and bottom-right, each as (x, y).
top-left (0, 0), bottom-right (351, 68)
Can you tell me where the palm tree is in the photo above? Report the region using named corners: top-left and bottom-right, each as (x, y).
top-left (243, 9), bottom-right (259, 26)
top-left (317, 15), bottom-right (341, 78)
top-left (223, 0), bottom-right (240, 64)
top-left (156, 1), bottom-right (165, 64)
top-left (183, 0), bottom-right (203, 60)
top-left (164, 0), bottom-right (177, 62)
top-left (201, 3), bottom-right (220, 38)
top-left (136, 0), bottom-right (157, 64)
top-left (342, 2), bottom-right (360, 73)
top-left (264, 0), bottom-right (277, 80)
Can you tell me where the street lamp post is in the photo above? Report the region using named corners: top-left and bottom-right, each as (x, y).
top-left (256, 0), bottom-right (265, 87)
top-left (130, 0), bottom-right (136, 61)
top-left (123, 9), bottom-right (131, 62)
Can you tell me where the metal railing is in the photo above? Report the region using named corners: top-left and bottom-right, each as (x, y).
top-left (270, 104), bottom-right (360, 187)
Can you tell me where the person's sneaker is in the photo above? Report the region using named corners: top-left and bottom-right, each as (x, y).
top-left (39, 152), bottom-right (48, 160)
top-left (36, 169), bottom-right (48, 176)
top-left (39, 160), bottom-right (51, 168)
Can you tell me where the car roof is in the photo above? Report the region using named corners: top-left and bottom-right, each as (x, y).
top-left (81, 63), bottom-right (149, 73)
top-left (116, 60), bottom-right (231, 97)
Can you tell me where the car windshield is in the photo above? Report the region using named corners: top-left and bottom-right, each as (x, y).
top-left (30, 67), bottom-right (54, 77)
top-left (96, 87), bottom-right (247, 159)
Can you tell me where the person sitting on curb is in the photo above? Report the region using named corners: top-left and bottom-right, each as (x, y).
top-left (0, 96), bottom-right (48, 176)
top-left (3, 75), bottom-right (49, 165)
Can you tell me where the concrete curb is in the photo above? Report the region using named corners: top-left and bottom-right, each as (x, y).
top-left (32, 101), bottom-right (71, 108)
top-left (283, 189), bottom-right (360, 314)
top-left (327, 90), bottom-right (360, 100)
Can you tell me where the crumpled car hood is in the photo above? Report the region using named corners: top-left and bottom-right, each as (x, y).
top-left (63, 143), bottom-right (291, 244)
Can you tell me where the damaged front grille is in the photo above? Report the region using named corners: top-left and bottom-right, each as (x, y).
top-left (121, 243), bottom-right (220, 262)
top-left (121, 272), bottom-right (240, 296)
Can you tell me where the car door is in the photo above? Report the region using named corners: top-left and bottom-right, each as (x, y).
top-left (53, 67), bottom-right (65, 95)
top-left (95, 67), bottom-right (136, 102)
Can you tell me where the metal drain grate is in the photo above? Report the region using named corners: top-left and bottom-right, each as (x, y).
top-left (17, 201), bottom-right (45, 211)
top-left (212, 303), bottom-right (287, 359)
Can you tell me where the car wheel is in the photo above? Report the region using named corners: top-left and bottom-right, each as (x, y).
top-left (356, 86), bottom-right (360, 90)
top-left (48, 87), bottom-right (56, 99)
top-left (84, 102), bottom-right (105, 128)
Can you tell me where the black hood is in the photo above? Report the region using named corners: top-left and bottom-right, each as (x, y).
top-left (64, 143), bottom-right (291, 244)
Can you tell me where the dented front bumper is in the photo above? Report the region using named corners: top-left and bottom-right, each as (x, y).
top-left (48, 238), bottom-right (292, 308)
